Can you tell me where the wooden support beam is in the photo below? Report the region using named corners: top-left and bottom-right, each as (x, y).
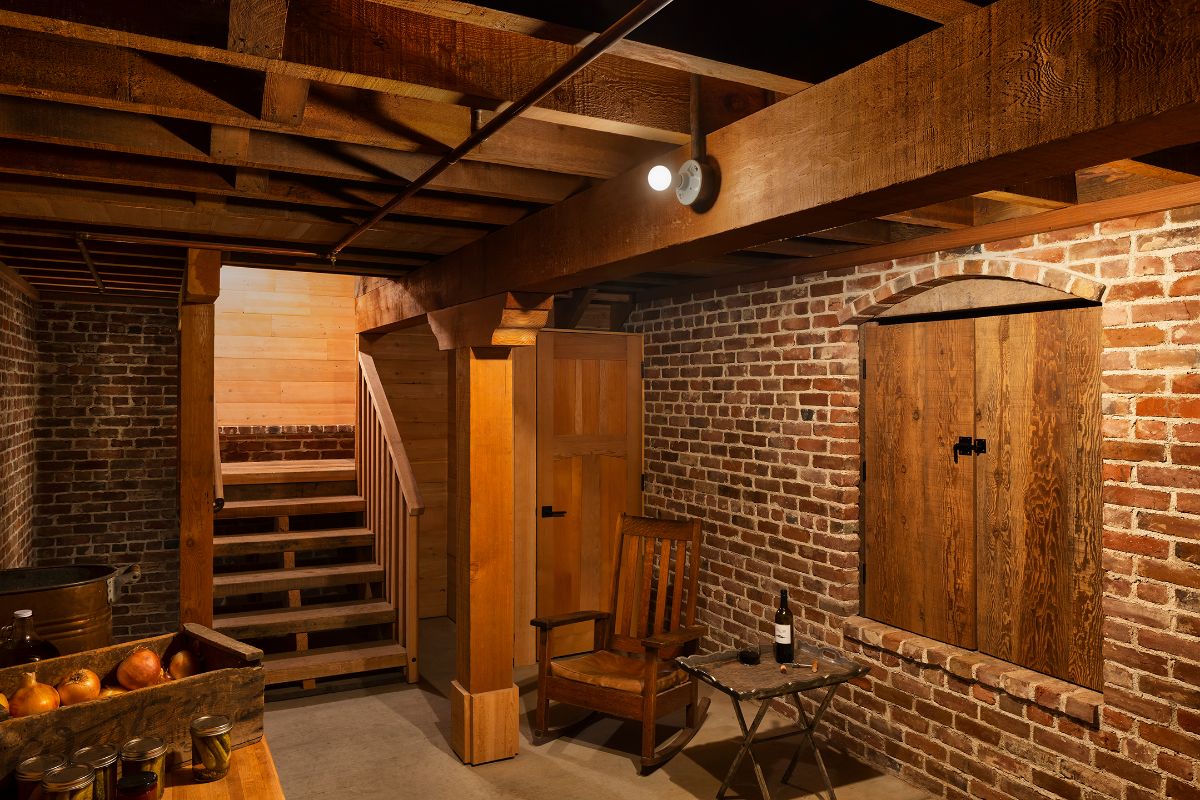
top-left (178, 248), bottom-right (219, 627)
top-left (977, 174), bottom-right (1079, 210)
top-left (261, 72), bottom-right (310, 125)
top-left (423, 293), bottom-right (553, 347)
top-left (866, 0), bottom-right (980, 24)
top-left (227, 0), bottom-right (311, 125)
top-left (0, 258), bottom-right (38, 299)
top-left (357, 0), bottom-right (1200, 327)
top-left (552, 287), bottom-right (597, 329)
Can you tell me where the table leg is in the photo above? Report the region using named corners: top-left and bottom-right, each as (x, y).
top-left (781, 685), bottom-right (839, 800)
top-left (716, 697), bottom-right (773, 800)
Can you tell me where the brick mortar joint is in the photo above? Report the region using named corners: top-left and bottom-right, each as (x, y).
top-left (842, 615), bottom-right (1103, 726)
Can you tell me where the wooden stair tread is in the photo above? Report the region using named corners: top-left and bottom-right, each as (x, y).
top-left (214, 528), bottom-right (374, 555)
top-left (213, 601), bottom-right (396, 638)
top-left (213, 563), bottom-right (383, 597)
top-left (217, 495), bottom-right (365, 519)
top-left (222, 459), bottom-right (356, 486)
top-left (263, 642), bottom-right (409, 684)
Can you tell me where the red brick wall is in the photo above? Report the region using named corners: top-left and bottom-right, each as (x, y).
top-left (33, 302), bottom-right (180, 641)
top-left (0, 276), bottom-right (36, 570)
top-left (631, 205), bottom-right (1200, 800)
top-left (218, 424), bottom-right (354, 463)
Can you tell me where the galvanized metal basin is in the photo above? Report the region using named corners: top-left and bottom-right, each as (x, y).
top-left (0, 565), bottom-right (141, 654)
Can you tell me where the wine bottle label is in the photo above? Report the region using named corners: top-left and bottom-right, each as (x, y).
top-left (775, 623), bottom-right (792, 644)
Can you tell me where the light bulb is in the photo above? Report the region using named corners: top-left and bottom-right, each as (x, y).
top-left (647, 164), bottom-right (673, 192)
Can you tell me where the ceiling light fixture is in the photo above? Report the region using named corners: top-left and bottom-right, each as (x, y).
top-left (647, 75), bottom-right (718, 210)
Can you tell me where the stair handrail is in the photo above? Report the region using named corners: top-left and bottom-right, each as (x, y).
top-left (357, 350), bottom-right (425, 515)
top-left (212, 410), bottom-right (224, 513)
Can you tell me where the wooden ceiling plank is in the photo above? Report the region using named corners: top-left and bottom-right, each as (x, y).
top-left (367, 0), bottom-right (811, 96)
top-left (356, 0), bottom-right (1200, 330)
top-left (865, 0), bottom-right (980, 24)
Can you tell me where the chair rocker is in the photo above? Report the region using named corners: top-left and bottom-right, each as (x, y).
top-left (531, 513), bottom-right (710, 774)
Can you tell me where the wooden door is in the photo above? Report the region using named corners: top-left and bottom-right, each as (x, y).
top-left (863, 319), bottom-right (978, 648)
top-left (975, 307), bottom-right (1102, 689)
top-left (536, 331), bottom-right (643, 657)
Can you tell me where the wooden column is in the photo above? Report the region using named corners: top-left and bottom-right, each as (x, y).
top-left (178, 249), bottom-right (220, 626)
top-left (427, 292), bottom-right (550, 765)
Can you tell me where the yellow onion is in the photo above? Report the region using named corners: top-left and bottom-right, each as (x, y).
top-left (0, 692), bottom-right (7, 711)
top-left (10, 672), bottom-right (59, 717)
top-left (98, 685), bottom-right (127, 699)
top-left (116, 647), bottom-right (164, 690)
top-left (168, 649), bottom-right (200, 680)
top-left (56, 668), bottom-right (101, 706)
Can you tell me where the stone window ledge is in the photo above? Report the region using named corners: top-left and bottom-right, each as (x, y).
top-left (843, 615), bottom-right (1103, 727)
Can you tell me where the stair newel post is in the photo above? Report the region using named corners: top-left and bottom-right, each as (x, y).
top-left (179, 248), bottom-right (220, 627)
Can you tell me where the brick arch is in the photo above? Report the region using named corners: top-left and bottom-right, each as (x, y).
top-left (836, 260), bottom-right (1106, 325)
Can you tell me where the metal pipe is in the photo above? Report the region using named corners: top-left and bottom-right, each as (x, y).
top-left (76, 231), bottom-right (322, 259)
top-left (73, 235), bottom-right (106, 293)
top-left (327, 0), bottom-right (679, 260)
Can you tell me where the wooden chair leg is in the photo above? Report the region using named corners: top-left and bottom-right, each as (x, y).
top-left (685, 679), bottom-right (699, 728)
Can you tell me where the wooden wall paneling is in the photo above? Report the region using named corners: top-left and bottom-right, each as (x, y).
top-left (974, 308), bottom-right (1103, 689)
top-left (863, 320), bottom-right (977, 648)
top-left (512, 344), bottom-right (537, 666)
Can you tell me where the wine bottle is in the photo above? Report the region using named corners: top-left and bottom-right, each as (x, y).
top-left (774, 589), bottom-right (794, 664)
top-left (0, 609), bottom-right (60, 667)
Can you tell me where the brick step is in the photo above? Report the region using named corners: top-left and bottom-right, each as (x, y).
top-left (264, 642), bottom-right (410, 685)
top-left (214, 528), bottom-right (374, 556)
top-left (216, 495), bottom-right (365, 519)
top-left (221, 459), bottom-right (356, 486)
top-left (213, 600), bottom-right (396, 639)
top-left (213, 563), bottom-right (382, 598)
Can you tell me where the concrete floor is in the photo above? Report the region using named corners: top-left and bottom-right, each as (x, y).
top-left (265, 619), bottom-right (932, 800)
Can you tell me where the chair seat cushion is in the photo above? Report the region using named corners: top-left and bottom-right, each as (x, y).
top-left (550, 649), bottom-right (688, 694)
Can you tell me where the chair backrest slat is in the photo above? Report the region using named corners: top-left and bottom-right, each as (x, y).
top-left (606, 513), bottom-right (702, 653)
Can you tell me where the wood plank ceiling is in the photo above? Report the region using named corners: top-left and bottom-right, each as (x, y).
top-left (0, 0), bottom-right (1194, 317)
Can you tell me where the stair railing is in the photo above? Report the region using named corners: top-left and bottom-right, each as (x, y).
top-left (357, 346), bottom-right (425, 683)
top-left (212, 412), bottom-right (225, 513)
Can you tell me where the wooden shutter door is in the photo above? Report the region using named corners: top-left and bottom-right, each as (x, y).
top-left (975, 307), bottom-right (1102, 689)
top-left (863, 320), bottom-right (977, 648)
top-left (535, 331), bottom-right (643, 657)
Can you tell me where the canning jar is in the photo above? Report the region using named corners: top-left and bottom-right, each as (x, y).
top-left (71, 744), bottom-right (118, 800)
top-left (40, 764), bottom-right (95, 800)
top-left (113, 772), bottom-right (157, 800)
top-left (16, 753), bottom-right (66, 800)
top-left (118, 738), bottom-right (166, 800)
top-left (189, 715), bottom-right (233, 782)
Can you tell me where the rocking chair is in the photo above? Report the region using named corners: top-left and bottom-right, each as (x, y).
top-left (531, 513), bottom-right (710, 773)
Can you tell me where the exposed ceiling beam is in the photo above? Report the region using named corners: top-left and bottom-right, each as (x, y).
top-left (0, 4), bottom-right (771, 143)
top-left (355, 0), bottom-right (1200, 331)
top-left (865, 0), bottom-right (980, 24)
top-left (367, 0), bottom-right (811, 96)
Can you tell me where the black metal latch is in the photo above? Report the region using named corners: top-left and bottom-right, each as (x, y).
top-left (540, 505), bottom-right (567, 518)
top-left (952, 436), bottom-right (987, 463)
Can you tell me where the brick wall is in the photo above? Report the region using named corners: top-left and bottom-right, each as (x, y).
top-left (0, 276), bottom-right (36, 569)
top-left (218, 424), bottom-right (354, 463)
top-left (630, 205), bottom-right (1200, 800)
top-left (34, 302), bottom-right (180, 640)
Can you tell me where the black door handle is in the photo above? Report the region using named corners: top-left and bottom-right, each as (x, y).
top-left (540, 505), bottom-right (566, 518)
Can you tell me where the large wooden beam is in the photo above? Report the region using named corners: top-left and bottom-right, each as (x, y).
top-left (866, 0), bottom-right (979, 24)
top-left (357, 0), bottom-right (1200, 328)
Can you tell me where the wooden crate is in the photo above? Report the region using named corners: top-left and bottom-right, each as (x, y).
top-left (0, 623), bottom-right (264, 783)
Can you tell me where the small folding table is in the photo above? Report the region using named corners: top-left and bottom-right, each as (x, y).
top-left (676, 642), bottom-right (869, 800)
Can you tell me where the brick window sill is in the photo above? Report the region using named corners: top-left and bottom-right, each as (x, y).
top-left (843, 615), bottom-right (1103, 727)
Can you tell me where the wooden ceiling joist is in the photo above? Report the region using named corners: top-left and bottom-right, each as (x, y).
top-left (357, 0), bottom-right (1200, 331)
top-left (865, 0), bottom-right (980, 25)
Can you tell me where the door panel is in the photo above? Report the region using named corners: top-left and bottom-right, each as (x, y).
top-left (863, 319), bottom-right (977, 648)
top-left (536, 331), bottom-right (642, 657)
top-left (975, 307), bottom-right (1102, 688)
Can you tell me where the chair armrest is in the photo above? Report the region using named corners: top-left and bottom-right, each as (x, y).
top-left (641, 625), bottom-right (706, 651)
top-left (530, 610), bottom-right (610, 630)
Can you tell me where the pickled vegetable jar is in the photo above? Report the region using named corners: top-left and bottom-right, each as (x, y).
top-left (71, 744), bottom-right (118, 800)
top-left (41, 764), bottom-right (95, 800)
top-left (16, 753), bottom-right (66, 800)
top-left (119, 738), bottom-right (166, 800)
top-left (189, 714), bottom-right (233, 782)
top-left (113, 772), bottom-right (157, 800)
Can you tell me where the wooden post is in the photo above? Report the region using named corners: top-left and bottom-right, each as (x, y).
top-left (179, 249), bottom-right (220, 626)
top-left (425, 292), bottom-right (551, 766)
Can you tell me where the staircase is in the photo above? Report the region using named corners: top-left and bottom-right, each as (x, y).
top-left (212, 457), bottom-right (415, 687)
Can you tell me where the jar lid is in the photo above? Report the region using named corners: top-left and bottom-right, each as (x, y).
top-left (116, 771), bottom-right (159, 790)
top-left (190, 714), bottom-right (233, 736)
top-left (121, 736), bottom-right (167, 760)
top-left (15, 753), bottom-right (66, 781)
top-left (13, 609), bottom-right (32, 619)
top-left (72, 743), bottom-right (119, 768)
top-left (41, 764), bottom-right (95, 791)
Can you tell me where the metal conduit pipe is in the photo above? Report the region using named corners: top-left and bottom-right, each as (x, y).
top-left (326, 0), bottom-right (679, 261)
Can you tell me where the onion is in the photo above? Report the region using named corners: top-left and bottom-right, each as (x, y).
top-left (98, 685), bottom-right (127, 699)
top-left (56, 668), bottom-right (101, 706)
top-left (0, 692), bottom-right (7, 712)
top-left (168, 649), bottom-right (200, 680)
top-left (10, 672), bottom-right (59, 717)
top-left (116, 647), bottom-right (164, 690)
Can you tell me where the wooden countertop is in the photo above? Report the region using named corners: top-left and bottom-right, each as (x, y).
top-left (165, 738), bottom-right (284, 799)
